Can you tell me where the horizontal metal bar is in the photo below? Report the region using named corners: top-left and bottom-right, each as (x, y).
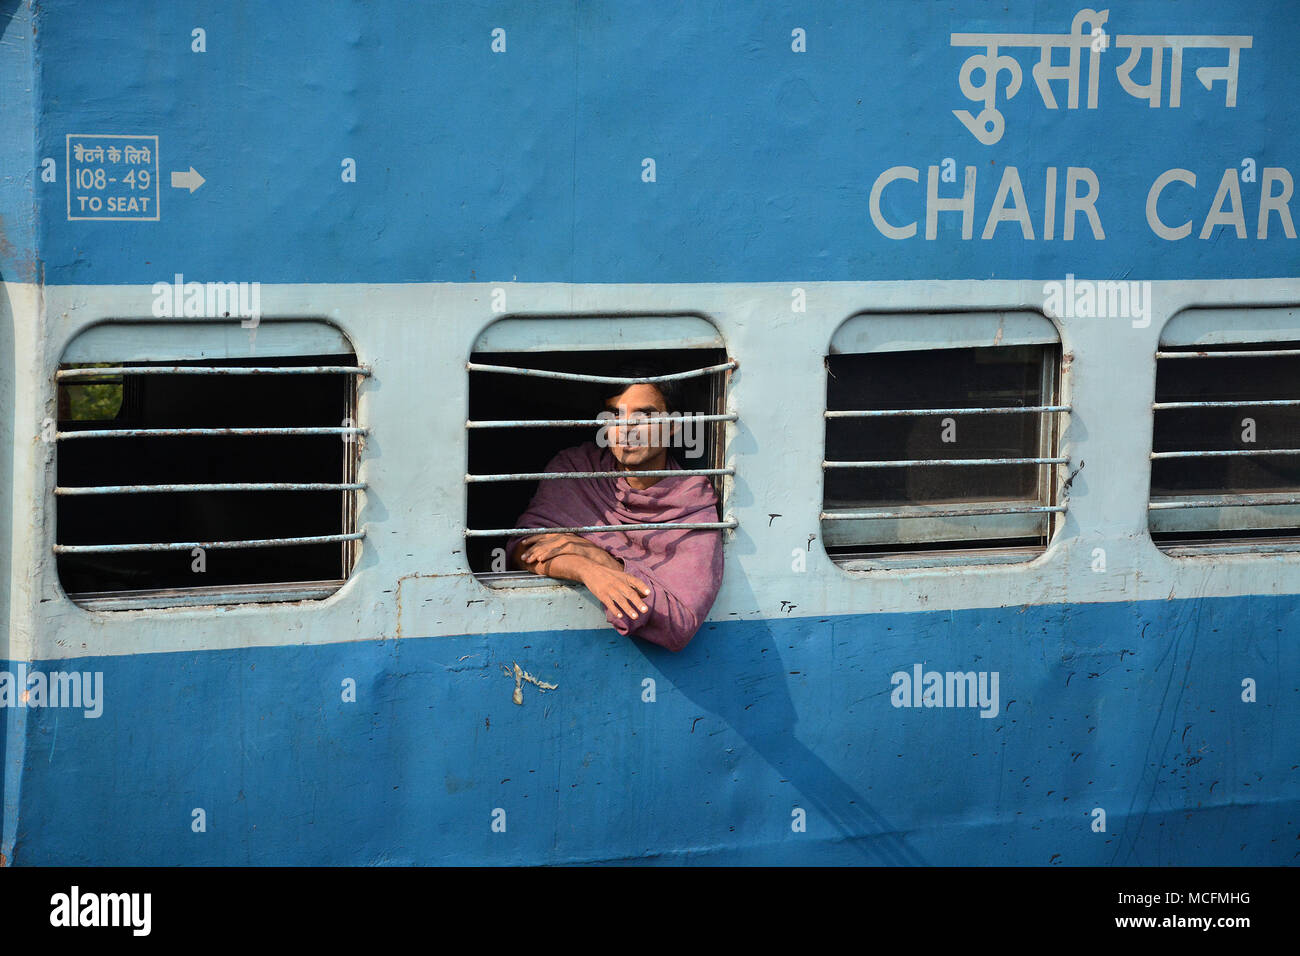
top-left (55, 482), bottom-right (366, 495)
top-left (56, 426), bottom-right (368, 440)
top-left (466, 414), bottom-right (737, 429)
top-left (1153, 399), bottom-right (1300, 410)
top-left (466, 468), bottom-right (733, 483)
top-left (821, 505), bottom-right (1064, 520)
top-left (465, 521), bottom-right (737, 537)
top-left (57, 365), bottom-right (370, 379)
top-left (1149, 493), bottom-right (1300, 510)
top-left (1156, 350), bottom-right (1300, 359)
top-left (825, 405), bottom-right (1070, 418)
top-left (465, 361), bottom-right (736, 384)
top-left (1151, 448), bottom-right (1300, 459)
top-left (823, 457), bottom-right (1068, 468)
top-left (54, 532), bottom-right (366, 554)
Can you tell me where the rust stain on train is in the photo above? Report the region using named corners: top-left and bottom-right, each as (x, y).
top-left (394, 571), bottom-right (456, 639)
top-left (0, 213), bottom-right (40, 283)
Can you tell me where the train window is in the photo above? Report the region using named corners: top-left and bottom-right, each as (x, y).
top-left (1151, 309), bottom-right (1300, 554)
top-left (822, 312), bottom-right (1068, 569)
top-left (464, 316), bottom-right (736, 583)
top-left (54, 321), bottom-right (366, 609)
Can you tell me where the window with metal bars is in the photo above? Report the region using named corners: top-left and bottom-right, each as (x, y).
top-left (1151, 339), bottom-right (1300, 554)
top-left (464, 345), bottom-right (736, 582)
top-left (54, 323), bottom-right (365, 608)
top-left (822, 313), bottom-right (1068, 569)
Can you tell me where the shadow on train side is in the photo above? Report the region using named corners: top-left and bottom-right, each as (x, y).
top-left (646, 569), bottom-right (927, 865)
top-left (3, 587), bottom-right (1294, 865)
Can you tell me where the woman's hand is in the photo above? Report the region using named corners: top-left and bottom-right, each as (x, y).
top-left (518, 532), bottom-right (621, 572)
top-left (577, 563), bottom-right (652, 622)
top-left (513, 533), bottom-right (648, 622)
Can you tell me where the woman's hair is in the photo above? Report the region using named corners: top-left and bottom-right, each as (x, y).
top-left (599, 361), bottom-right (684, 413)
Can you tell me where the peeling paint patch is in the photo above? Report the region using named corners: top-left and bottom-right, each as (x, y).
top-left (502, 661), bottom-right (557, 706)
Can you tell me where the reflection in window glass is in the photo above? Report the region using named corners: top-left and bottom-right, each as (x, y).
top-left (59, 363), bottom-right (123, 421)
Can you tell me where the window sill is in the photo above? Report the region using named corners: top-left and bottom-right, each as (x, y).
top-left (66, 580), bottom-right (346, 611)
top-left (1154, 537), bottom-right (1300, 558)
top-left (830, 544), bottom-right (1047, 572)
top-left (473, 570), bottom-right (581, 590)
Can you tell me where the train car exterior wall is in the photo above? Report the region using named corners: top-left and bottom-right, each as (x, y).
top-left (1, 1), bottom-right (1296, 864)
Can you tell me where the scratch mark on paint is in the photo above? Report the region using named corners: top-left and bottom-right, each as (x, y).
top-left (502, 661), bottom-right (558, 706)
top-left (1061, 459), bottom-right (1085, 494)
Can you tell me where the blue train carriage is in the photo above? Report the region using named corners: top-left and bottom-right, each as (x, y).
top-left (1, 0), bottom-right (1297, 865)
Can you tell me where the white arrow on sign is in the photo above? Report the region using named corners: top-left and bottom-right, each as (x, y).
top-left (170, 167), bottom-right (206, 192)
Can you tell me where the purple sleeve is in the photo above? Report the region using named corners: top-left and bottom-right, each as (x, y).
top-left (604, 509), bottom-right (724, 652)
top-left (504, 449), bottom-right (578, 566)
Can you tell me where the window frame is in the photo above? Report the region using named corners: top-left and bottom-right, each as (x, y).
top-left (1150, 307), bottom-right (1300, 556)
top-left (462, 316), bottom-right (737, 588)
top-left (821, 311), bottom-right (1070, 570)
top-left (52, 319), bottom-right (367, 610)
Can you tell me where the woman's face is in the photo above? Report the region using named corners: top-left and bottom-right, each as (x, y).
top-left (601, 383), bottom-right (675, 467)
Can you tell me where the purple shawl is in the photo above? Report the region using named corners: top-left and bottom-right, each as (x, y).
top-left (507, 442), bottom-right (723, 651)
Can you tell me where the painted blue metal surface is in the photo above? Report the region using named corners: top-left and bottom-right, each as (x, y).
top-left (3, 0), bottom-right (1295, 285)
top-left (0, 0), bottom-right (37, 284)
top-left (4, 595), bottom-right (1295, 866)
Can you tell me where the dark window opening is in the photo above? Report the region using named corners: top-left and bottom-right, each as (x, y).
top-left (465, 347), bottom-right (728, 577)
top-left (1152, 341), bottom-right (1300, 548)
top-left (823, 343), bottom-right (1062, 563)
top-left (56, 352), bottom-right (361, 601)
